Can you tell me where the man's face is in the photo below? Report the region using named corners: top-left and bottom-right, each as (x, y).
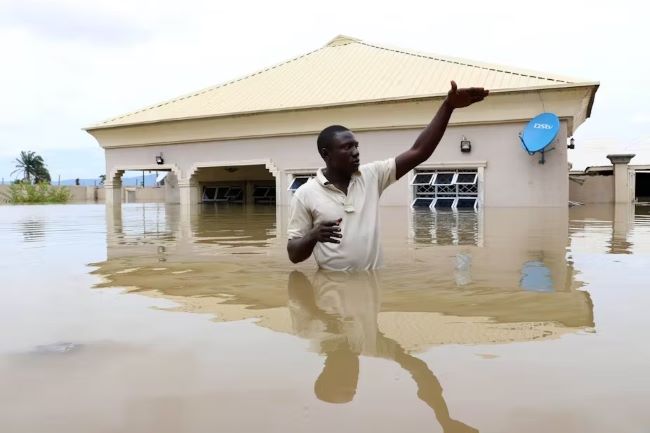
top-left (323, 130), bottom-right (360, 175)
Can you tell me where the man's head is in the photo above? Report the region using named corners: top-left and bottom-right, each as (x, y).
top-left (317, 125), bottom-right (360, 176)
top-left (314, 346), bottom-right (360, 404)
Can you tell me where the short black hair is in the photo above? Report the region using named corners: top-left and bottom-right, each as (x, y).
top-left (317, 125), bottom-right (350, 156)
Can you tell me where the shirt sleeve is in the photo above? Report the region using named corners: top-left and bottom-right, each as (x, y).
top-left (370, 158), bottom-right (397, 194)
top-left (287, 194), bottom-right (313, 239)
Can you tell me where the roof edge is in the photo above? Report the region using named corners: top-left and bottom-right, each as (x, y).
top-left (84, 82), bottom-right (599, 132)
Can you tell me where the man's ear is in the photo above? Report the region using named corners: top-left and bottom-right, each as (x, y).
top-left (319, 147), bottom-right (329, 159)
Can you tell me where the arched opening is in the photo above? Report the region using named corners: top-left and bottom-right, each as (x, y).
top-left (105, 165), bottom-right (181, 206)
top-left (192, 164), bottom-right (276, 206)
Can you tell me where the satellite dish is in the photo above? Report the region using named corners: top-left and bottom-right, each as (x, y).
top-left (519, 112), bottom-right (560, 164)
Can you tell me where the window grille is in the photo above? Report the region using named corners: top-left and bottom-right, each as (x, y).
top-left (411, 169), bottom-right (479, 210)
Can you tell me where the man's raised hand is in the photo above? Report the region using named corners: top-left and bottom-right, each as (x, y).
top-left (446, 80), bottom-right (489, 109)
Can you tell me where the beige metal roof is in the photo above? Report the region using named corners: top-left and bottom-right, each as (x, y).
top-left (91, 35), bottom-right (595, 129)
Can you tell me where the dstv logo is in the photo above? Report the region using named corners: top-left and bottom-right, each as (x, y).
top-left (534, 123), bottom-right (553, 130)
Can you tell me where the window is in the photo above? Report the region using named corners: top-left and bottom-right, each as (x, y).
top-left (433, 198), bottom-right (455, 209)
top-left (412, 173), bottom-right (434, 185)
top-left (202, 187), bottom-right (216, 201)
top-left (411, 197), bottom-right (434, 208)
top-left (455, 198), bottom-right (477, 209)
top-left (433, 172), bottom-right (455, 185)
top-left (202, 186), bottom-right (244, 203)
top-left (202, 186), bottom-right (231, 202)
top-left (252, 187), bottom-right (269, 197)
top-left (411, 169), bottom-right (479, 210)
top-left (288, 174), bottom-right (315, 192)
top-left (253, 185), bottom-right (276, 204)
top-left (226, 187), bottom-right (243, 202)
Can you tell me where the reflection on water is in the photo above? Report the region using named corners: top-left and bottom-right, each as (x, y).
top-left (289, 270), bottom-right (478, 432)
top-left (3, 202), bottom-right (650, 433)
top-left (411, 209), bottom-right (481, 246)
top-left (93, 204), bottom-right (595, 347)
top-left (20, 219), bottom-right (46, 242)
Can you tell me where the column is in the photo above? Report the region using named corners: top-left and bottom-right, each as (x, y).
top-left (104, 179), bottom-right (122, 207)
top-left (179, 179), bottom-right (199, 207)
top-left (607, 154), bottom-right (635, 203)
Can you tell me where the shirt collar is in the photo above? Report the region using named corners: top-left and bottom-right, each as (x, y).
top-left (315, 167), bottom-right (361, 187)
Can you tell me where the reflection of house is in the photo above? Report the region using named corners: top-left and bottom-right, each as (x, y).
top-left (94, 205), bottom-right (594, 353)
top-left (86, 35), bottom-right (598, 210)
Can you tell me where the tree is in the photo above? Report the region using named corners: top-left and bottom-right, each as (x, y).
top-left (34, 165), bottom-right (51, 184)
top-left (99, 174), bottom-right (106, 185)
top-left (11, 151), bottom-right (48, 183)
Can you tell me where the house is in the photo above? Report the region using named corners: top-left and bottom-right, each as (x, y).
top-left (86, 35), bottom-right (599, 209)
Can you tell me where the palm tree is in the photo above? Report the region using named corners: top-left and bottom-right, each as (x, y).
top-left (11, 151), bottom-right (46, 183)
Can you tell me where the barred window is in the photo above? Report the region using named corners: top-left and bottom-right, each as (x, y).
top-left (410, 169), bottom-right (479, 209)
top-left (288, 174), bottom-right (315, 192)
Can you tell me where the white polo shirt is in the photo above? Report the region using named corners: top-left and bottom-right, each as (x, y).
top-left (287, 158), bottom-right (397, 271)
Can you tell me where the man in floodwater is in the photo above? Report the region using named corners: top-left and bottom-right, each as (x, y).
top-left (287, 81), bottom-right (489, 270)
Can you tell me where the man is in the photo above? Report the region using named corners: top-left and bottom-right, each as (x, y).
top-left (287, 81), bottom-right (489, 270)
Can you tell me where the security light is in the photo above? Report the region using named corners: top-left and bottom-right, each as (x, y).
top-left (568, 137), bottom-right (575, 149)
top-left (460, 137), bottom-right (471, 153)
top-left (155, 153), bottom-right (164, 165)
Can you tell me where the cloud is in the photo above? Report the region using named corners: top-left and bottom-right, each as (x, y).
top-left (0, 0), bottom-right (649, 179)
top-left (0, 1), bottom-right (148, 46)
top-left (631, 113), bottom-right (650, 125)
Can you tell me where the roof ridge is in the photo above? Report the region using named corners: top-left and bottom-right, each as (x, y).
top-left (97, 45), bottom-right (327, 126)
top-left (356, 40), bottom-right (572, 84)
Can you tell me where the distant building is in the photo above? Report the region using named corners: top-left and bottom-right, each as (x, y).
top-left (86, 35), bottom-right (598, 209)
top-left (570, 155), bottom-right (650, 204)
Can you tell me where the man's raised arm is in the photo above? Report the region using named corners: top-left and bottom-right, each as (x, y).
top-left (395, 81), bottom-right (489, 180)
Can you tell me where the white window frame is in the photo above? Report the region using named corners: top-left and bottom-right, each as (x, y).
top-left (432, 172), bottom-right (456, 186)
top-left (411, 197), bottom-right (434, 208)
top-left (202, 186), bottom-right (233, 202)
top-left (452, 197), bottom-right (479, 211)
top-left (430, 197), bottom-right (456, 210)
top-left (253, 186), bottom-right (272, 198)
top-left (454, 172), bottom-right (478, 185)
top-left (202, 187), bottom-right (216, 201)
top-left (409, 162), bottom-right (486, 209)
top-left (287, 173), bottom-right (315, 192)
top-left (410, 173), bottom-right (435, 186)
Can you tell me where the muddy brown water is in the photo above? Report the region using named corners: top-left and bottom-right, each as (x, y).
top-left (1, 203), bottom-right (649, 433)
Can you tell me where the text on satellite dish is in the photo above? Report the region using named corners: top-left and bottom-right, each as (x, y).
top-left (534, 123), bottom-right (553, 130)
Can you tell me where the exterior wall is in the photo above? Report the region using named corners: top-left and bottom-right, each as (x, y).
top-left (104, 120), bottom-right (570, 208)
top-left (569, 175), bottom-right (614, 204)
top-left (195, 165), bottom-right (273, 182)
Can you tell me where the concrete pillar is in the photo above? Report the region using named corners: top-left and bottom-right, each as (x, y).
top-left (105, 204), bottom-right (123, 259)
top-left (607, 154), bottom-right (635, 203)
top-left (104, 180), bottom-right (122, 207)
top-left (245, 181), bottom-right (255, 205)
top-left (164, 172), bottom-right (180, 204)
top-left (179, 179), bottom-right (200, 207)
top-left (611, 203), bottom-right (634, 254)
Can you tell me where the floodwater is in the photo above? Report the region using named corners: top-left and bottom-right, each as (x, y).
top-left (1, 203), bottom-right (649, 433)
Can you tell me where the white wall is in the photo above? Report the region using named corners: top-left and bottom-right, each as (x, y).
top-left (569, 175), bottom-right (614, 204)
top-left (105, 120), bottom-right (570, 207)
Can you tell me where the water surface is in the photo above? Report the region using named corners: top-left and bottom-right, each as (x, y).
top-left (1, 203), bottom-right (649, 433)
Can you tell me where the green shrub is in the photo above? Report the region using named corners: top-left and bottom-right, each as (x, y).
top-left (2, 182), bottom-right (71, 204)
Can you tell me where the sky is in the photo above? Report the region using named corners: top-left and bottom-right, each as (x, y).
top-left (1, 0), bottom-right (648, 182)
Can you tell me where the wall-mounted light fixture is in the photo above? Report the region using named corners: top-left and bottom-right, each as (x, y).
top-left (224, 166), bottom-right (239, 173)
top-left (460, 136), bottom-right (472, 153)
top-left (568, 137), bottom-right (575, 149)
top-left (155, 153), bottom-right (164, 165)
